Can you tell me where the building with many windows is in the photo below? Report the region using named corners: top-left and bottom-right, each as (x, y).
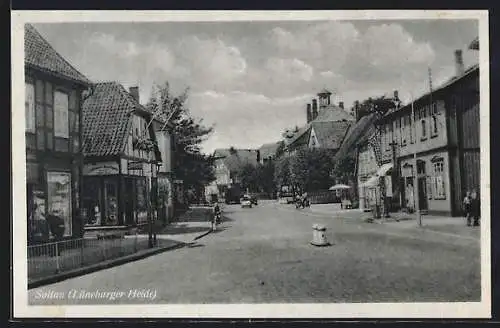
top-left (375, 49), bottom-right (479, 216)
top-left (25, 24), bottom-right (92, 244)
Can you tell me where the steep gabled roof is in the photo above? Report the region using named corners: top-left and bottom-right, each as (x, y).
top-left (311, 120), bottom-right (352, 150)
top-left (259, 142), bottom-right (281, 159)
top-left (315, 105), bottom-right (355, 122)
top-left (213, 148), bottom-right (258, 173)
top-left (25, 24), bottom-right (91, 86)
top-left (333, 113), bottom-right (380, 161)
top-left (82, 82), bottom-right (151, 157)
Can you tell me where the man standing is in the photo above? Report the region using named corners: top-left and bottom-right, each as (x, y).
top-left (470, 189), bottom-right (480, 227)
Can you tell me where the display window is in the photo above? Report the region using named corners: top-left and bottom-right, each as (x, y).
top-left (47, 171), bottom-right (72, 237)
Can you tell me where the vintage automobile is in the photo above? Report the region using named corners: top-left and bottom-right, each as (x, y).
top-left (240, 195), bottom-right (253, 208)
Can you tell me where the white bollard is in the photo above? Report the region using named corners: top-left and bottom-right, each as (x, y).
top-left (311, 224), bottom-right (330, 246)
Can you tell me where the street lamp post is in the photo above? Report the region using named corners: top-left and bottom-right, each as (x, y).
top-left (410, 95), bottom-right (422, 227)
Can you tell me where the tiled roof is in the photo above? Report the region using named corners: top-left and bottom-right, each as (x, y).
top-left (311, 120), bottom-right (352, 150)
top-left (25, 24), bottom-right (91, 86)
top-left (82, 82), bottom-right (141, 157)
top-left (333, 113), bottom-right (379, 161)
top-left (315, 105), bottom-right (355, 122)
top-left (214, 148), bottom-right (259, 173)
top-left (259, 142), bottom-right (281, 159)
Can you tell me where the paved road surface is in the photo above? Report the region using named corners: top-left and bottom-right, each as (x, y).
top-left (29, 201), bottom-right (481, 304)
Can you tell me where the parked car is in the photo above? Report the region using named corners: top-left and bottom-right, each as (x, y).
top-left (240, 195), bottom-right (253, 208)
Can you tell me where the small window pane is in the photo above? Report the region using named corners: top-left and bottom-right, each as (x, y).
top-left (46, 107), bottom-right (53, 129)
top-left (36, 130), bottom-right (45, 149)
top-left (45, 82), bottom-right (53, 105)
top-left (69, 90), bottom-right (77, 110)
top-left (35, 80), bottom-right (44, 103)
top-left (54, 91), bottom-right (69, 138)
top-left (46, 131), bottom-right (53, 150)
top-left (69, 111), bottom-right (75, 133)
top-left (36, 103), bottom-right (44, 127)
top-left (25, 83), bottom-right (35, 133)
top-left (73, 136), bottom-right (80, 153)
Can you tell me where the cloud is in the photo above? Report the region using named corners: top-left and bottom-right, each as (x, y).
top-left (188, 91), bottom-right (311, 152)
top-left (268, 22), bottom-right (436, 85)
top-left (175, 36), bottom-right (247, 90)
top-left (265, 57), bottom-right (314, 82)
top-left (89, 32), bottom-right (176, 73)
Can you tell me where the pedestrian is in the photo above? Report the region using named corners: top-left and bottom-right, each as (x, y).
top-left (463, 191), bottom-right (472, 226)
top-left (470, 189), bottom-right (480, 227)
top-left (212, 201), bottom-right (221, 230)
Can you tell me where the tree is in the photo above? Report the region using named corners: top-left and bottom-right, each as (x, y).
top-left (353, 95), bottom-right (401, 121)
top-left (274, 156), bottom-right (291, 190)
top-left (239, 163), bottom-right (259, 193)
top-left (146, 82), bottom-right (216, 195)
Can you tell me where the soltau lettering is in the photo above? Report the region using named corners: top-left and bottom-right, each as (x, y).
top-left (34, 289), bottom-right (66, 300)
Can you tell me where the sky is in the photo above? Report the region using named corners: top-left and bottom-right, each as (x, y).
top-left (32, 19), bottom-right (479, 153)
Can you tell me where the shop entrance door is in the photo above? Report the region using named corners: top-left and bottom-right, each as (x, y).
top-left (417, 160), bottom-right (428, 212)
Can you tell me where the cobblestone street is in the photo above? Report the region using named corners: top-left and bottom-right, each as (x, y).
top-left (29, 201), bottom-right (481, 304)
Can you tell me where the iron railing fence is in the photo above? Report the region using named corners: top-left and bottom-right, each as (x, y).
top-left (27, 234), bottom-right (167, 283)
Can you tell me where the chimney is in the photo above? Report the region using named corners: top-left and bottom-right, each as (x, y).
top-left (129, 86), bottom-right (139, 104)
top-left (339, 101), bottom-right (344, 109)
top-left (393, 90), bottom-right (399, 101)
top-left (306, 103), bottom-right (313, 123)
top-left (354, 100), bottom-right (360, 121)
top-left (312, 99), bottom-right (318, 120)
top-left (454, 50), bottom-right (465, 76)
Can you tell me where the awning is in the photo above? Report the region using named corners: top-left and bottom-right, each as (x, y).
top-left (360, 175), bottom-right (379, 187)
top-left (376, 163), bottom-right (393, 177)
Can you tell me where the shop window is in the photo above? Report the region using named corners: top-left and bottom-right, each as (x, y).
top-left (29, 188), bottom-right (49, 243)
top-left (25, 83), bottom-right (35, 133)
top-left (83, 178), bottom-right (102, 226)
top-left (136, 178), bottom-right (148, 224)
top-left (54, 91), bottom-right (69, 138)
top-left (47, 172), bottom-right (72, 237)
top-left (103, 180), bottom-right (118, 226)
top-left (432, 160), bottom-right (446, 199)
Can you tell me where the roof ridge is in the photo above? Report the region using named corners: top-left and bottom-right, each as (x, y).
top-left (25, 24), bottom-right (91, 85)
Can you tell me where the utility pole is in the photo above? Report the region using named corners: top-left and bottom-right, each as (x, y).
top-left (410, 95), bottom-right (422, 227)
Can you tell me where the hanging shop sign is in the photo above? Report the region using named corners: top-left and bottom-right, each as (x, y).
top-left (83, 162), bottom-right (119, 176)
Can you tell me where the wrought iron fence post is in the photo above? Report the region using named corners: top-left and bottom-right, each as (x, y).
top-left (55, 242), bottom-right (60, 273)
top-left (134, 231), bottom-right (138, 252)
top-left (102, 238), bottom-right (106, 261)
top-left (80, 238), bottom-right (85, 267)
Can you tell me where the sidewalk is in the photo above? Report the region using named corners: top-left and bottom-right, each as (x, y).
top-left (289, 202), bottom-right (480, 240)
top-left (156, 221), bottom-right (214, 244)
